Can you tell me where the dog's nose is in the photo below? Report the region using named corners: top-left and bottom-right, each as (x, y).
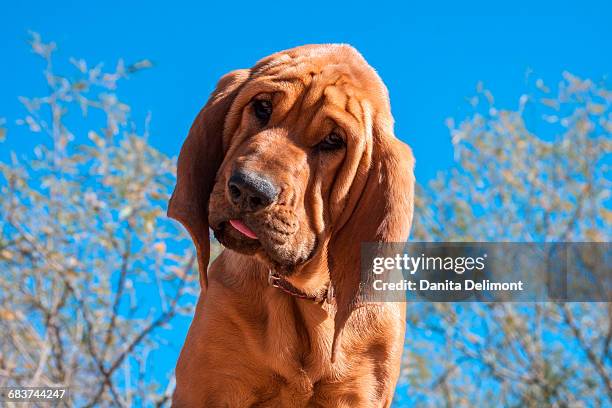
top-left (228, 171), bottom-right (278, 212)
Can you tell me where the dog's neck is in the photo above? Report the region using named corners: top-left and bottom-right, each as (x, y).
top-left (268, 252), bottom-right (331, 300)
top-left (267, 270), bottom-right (332, 303)
top-left (216, 249), bottom-right (331, 302)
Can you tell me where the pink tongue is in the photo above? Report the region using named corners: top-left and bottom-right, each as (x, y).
top-left (229, 220), bottom-right (258, 239)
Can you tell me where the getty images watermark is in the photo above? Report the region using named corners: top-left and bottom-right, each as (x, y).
top-left (360, 243), bottom-right (611, 302)
top-left (372, 252), bottom-right (524, 292)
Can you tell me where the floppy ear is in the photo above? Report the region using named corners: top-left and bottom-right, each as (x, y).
top-left (168, 69), bottom-right (249, 289)
top-left (328, 122), bottom-right (414, 361)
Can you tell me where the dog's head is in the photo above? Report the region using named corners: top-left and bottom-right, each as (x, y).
top-left (169, 44), bottom-right (414, 350)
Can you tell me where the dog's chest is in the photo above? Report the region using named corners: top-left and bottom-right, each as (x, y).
top-left (182, 280), bottom-right (391, 407)
top-left (231, 294), bottom-right (336, 405)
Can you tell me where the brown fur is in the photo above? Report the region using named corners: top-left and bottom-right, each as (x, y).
top-left (168, 44), bottom-right (415, 407)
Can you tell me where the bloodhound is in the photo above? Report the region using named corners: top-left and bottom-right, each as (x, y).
top-left (168, 44), bottom-right (415, 407)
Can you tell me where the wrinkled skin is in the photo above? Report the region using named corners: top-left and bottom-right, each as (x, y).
top-left (209, 47), bottom-right (381, 274)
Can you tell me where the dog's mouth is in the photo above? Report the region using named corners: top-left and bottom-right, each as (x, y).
top-left (229, 219), bottom-right (258, 240)
top-left (212, 220), bottom-right (262, 255)
top-left (211, 213), bottom-right (317, 271)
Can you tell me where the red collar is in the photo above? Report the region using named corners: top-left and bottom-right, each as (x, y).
top-left (268, 270), bottom-right (334, 304)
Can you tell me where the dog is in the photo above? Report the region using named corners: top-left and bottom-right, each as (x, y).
top-left (168, 44), bottom-right (414, 407)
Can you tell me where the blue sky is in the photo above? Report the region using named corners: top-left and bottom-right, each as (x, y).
top-left (1, 1), bottom-right (611, 405)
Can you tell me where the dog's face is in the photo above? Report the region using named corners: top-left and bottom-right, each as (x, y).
top-left (208, 46), bottom-right (389, 271)
top-left (169, 44), bottom-right (414, 331)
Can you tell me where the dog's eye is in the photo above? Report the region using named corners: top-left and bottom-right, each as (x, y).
top-left (252, 99), bottom-right (272, 124)
top-left (317, 132), bottom-right (345, 151)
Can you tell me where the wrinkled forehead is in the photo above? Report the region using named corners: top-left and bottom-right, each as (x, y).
top-left (238, 44), bottom-right (392, 127)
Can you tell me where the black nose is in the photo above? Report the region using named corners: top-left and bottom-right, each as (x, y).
top-left (228, 171), bottom-right (278, 212)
